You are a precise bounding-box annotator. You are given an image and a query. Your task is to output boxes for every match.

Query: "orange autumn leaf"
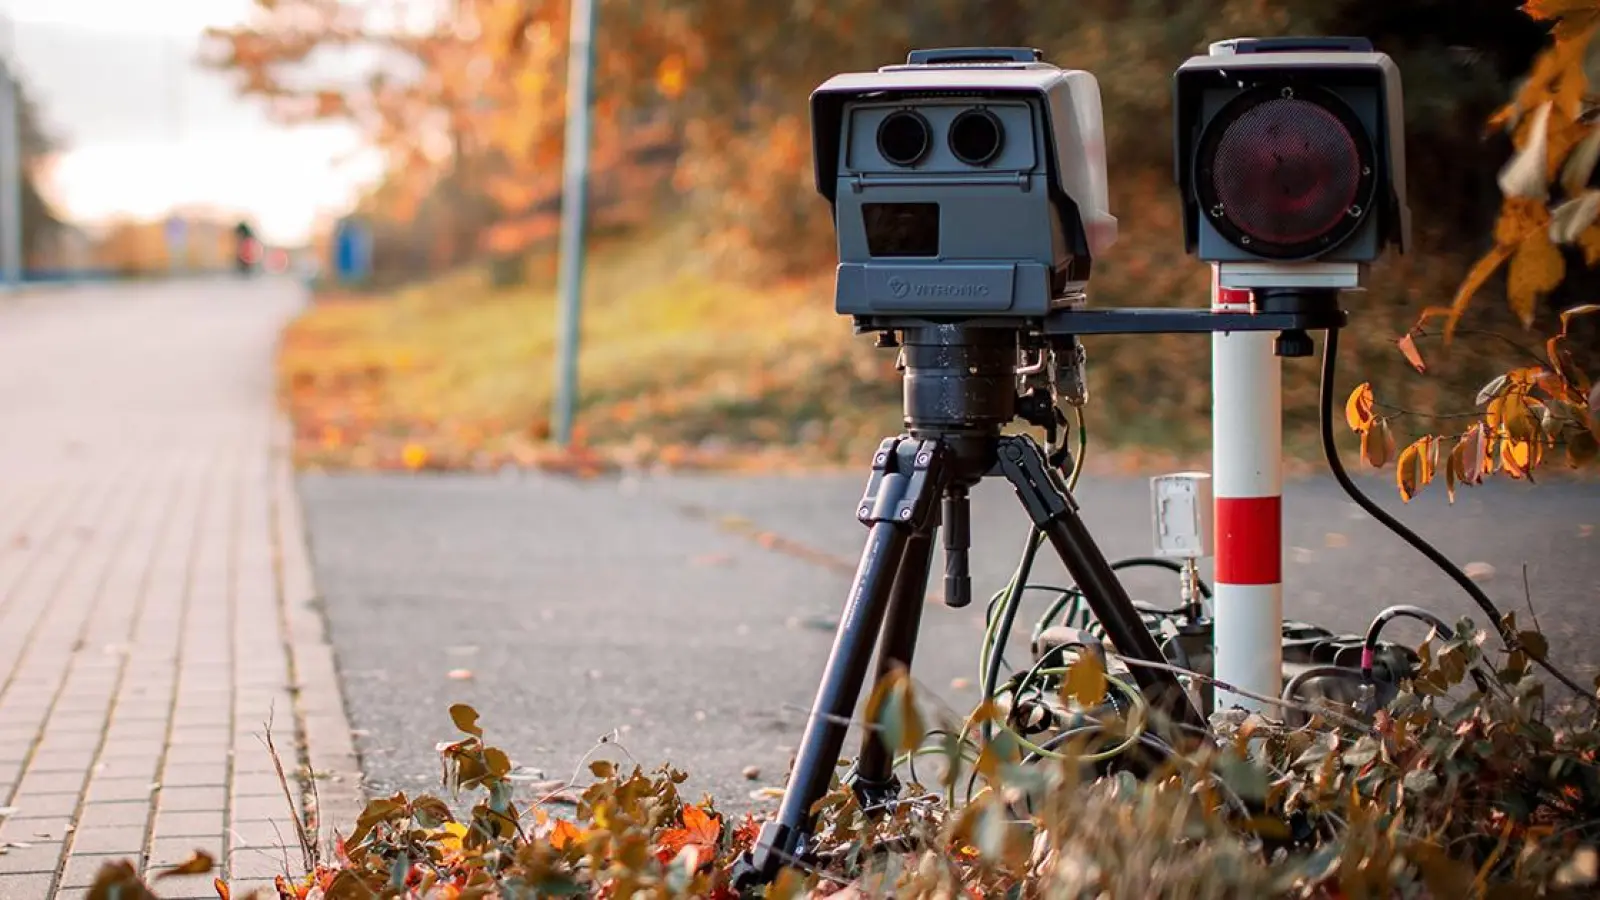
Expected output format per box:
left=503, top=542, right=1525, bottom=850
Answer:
left=1346, top=383, right=1376, bottom=434
left=655, top=803, right=721, bottom=866
left=1397, top=333, right=1427, bottom=373
left=549, top=818, right=582, bottom=850
left=401, top=442, right=430, bottom=470
left=1507, top=232, right=1566, bottom=328
left=656, top=54, right=687, bottom=99
left=1396, top=436, right=1436, bottom=502
left=153, top=850, right=215, bottom=879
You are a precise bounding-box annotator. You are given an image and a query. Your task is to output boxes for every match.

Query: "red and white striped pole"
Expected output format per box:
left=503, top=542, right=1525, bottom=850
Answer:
left=1210, top=266, right=1282, bottom=712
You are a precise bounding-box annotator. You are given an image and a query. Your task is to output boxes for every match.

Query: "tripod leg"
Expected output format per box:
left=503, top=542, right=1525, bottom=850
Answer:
left=852, top=527, right=936, bottom=806
left=738, top=438, right=946, bottom=888
left=995, top=436, right=1208, bottom=736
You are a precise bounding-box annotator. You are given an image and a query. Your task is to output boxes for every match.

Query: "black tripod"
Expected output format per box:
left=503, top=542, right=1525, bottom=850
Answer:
left=733, top=323, right=1208, bottom=886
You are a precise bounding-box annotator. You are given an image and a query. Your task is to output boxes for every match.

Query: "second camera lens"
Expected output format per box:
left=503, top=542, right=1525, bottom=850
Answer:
left=949, top=108, right=1005, bottom=167
left=878, top=110, right=932, bottom=167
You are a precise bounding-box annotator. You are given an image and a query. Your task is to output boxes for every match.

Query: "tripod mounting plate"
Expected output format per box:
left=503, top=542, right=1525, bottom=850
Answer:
left=850, top=305, right=1347, bottom=336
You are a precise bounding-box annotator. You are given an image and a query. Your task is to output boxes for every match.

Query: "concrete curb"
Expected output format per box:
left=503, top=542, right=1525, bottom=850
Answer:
left=270, top=416, right=367, bottom=864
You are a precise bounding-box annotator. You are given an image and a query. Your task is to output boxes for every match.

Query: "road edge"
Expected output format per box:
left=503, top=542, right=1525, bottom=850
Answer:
left=270, top=415, right=368, bottom=862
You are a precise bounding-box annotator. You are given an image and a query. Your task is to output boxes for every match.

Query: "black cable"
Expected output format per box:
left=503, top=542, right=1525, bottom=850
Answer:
left=983, top=527, right=1044, bottom=743
left=1361, top=604, right=1454, bottom=677
left=1319, top=329, right=1597, bottom=708
left=1281, top=665, right=1363, bottom=728
left=1030, top=558, right=1215, bottom=646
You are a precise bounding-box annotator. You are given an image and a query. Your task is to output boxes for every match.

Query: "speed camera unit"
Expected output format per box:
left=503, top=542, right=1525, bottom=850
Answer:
left=810, top=47, right=1117, bottom=320
left=1173, top=37, right=1410, bottom=292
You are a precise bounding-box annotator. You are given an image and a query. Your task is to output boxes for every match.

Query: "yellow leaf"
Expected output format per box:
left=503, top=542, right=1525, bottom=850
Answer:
left=1346, top=382, right=1376, bottom=434
left=1499, top=392, right=1541, bottom=444
left=1508, top=232, right=1566, bottom=329
left=437, top=821, right=469, bottom=854
left=1444, top=243, right=1514, bottom=342
left=401, top=443, right=430, bottom=470
left=1396, top=437, right=1435, bottom=502
left=1495, top=197, right=1551, bottom=247
left=655, top=54, right=686, bottom=99
left=1502, top=437, right=1543, bottom=478
left=1061, top=653, right=1107, bottom=708
left=1362, top=417, right=1395, bottom=468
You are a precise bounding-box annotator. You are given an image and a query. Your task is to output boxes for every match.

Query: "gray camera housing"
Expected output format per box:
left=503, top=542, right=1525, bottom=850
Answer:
left=1174, top=37, right=1410, bottom=268
left=811, top=48, right=1117, bottom=320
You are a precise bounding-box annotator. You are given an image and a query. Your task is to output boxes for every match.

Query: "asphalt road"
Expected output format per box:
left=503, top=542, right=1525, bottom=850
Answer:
left=300, top=464, right=1600, bottom=814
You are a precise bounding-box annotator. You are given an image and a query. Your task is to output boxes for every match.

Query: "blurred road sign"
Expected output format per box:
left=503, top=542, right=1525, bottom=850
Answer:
left=164, top=215, right=187, bottom=262
left=333, top=218, right=372, bottom=285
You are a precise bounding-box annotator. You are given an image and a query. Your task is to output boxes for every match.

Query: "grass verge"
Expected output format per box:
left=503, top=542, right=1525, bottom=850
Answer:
left=279, top=182, right=1544, bottom=482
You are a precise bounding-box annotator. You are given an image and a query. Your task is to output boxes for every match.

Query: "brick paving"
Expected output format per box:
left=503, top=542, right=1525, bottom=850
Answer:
left=0, top=281, right=362, bottom=899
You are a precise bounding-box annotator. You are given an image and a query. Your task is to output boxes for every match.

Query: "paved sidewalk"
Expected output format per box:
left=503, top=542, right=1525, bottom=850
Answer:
left=0, top=280, right=362, bottom=899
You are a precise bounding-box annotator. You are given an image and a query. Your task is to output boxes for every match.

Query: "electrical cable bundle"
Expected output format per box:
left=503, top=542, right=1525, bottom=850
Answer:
left=881, top=326, right=1595, bottom=810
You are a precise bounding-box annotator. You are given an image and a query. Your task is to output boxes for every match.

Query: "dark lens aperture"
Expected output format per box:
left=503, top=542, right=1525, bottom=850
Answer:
left=878, top=110, right=932, bottom=167
left=949, top=108, right=1005, bottom=166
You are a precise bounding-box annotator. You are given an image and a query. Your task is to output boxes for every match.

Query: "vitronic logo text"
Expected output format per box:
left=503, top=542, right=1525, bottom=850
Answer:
left=886, top=276, right=991, bottom=300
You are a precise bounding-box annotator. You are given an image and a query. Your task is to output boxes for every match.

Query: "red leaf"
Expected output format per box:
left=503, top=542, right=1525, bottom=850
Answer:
left=655, top=803, right=721, bottom=866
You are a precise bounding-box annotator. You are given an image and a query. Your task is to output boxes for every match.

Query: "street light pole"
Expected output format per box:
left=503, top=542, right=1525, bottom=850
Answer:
left=550, top=0, right=598, bottom=449
left=0, top=13, right=17, bottom=291
left=0, top=56, right=22, bottom=290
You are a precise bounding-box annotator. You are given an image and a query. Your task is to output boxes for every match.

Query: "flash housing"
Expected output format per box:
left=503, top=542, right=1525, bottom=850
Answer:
left=1174, top=37, right=1410, bottom=270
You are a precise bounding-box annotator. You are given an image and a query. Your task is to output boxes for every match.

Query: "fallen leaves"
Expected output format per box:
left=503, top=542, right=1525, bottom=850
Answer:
left=654, top=803, right=721, bottom=867
left=401, top=443, right=431, bottom=471
left=153, top=850, right=214, bottom=879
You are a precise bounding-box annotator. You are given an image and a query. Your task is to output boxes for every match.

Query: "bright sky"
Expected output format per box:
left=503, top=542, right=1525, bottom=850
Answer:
left=5, top=0, right=389, bottom=245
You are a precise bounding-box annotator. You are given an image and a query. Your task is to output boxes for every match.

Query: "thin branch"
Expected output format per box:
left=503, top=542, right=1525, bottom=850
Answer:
left=1414, top=327, right=1547, bottom=364
left=1523, top=563, right=1542, bottom=634
left=1375, top=403, right=1486, bottom=421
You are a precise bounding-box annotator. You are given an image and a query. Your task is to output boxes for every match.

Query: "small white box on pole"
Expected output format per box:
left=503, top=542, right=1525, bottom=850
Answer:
left=1150, top=472, right=1213, bottom=560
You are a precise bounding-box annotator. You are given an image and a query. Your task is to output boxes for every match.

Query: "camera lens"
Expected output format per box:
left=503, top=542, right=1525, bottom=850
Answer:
left=949, top=108, right=1005, bottom=167
left=877, top=110, right=932, bottom=167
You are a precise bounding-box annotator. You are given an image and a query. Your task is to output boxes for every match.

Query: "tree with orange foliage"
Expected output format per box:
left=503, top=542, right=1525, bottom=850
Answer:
left=1350, top=0, right=1600, bottom=500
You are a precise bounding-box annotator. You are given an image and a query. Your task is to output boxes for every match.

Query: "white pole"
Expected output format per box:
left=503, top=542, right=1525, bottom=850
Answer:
left=0, top=60, right=21, bottom=289
left=1210, top=265, right=1283, bottom=713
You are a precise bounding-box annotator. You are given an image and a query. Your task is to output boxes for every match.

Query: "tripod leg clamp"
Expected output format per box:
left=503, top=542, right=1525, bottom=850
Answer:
left=856, top=438, right=944, bottom=530
left=994, top=435, right=1075, bottom=525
